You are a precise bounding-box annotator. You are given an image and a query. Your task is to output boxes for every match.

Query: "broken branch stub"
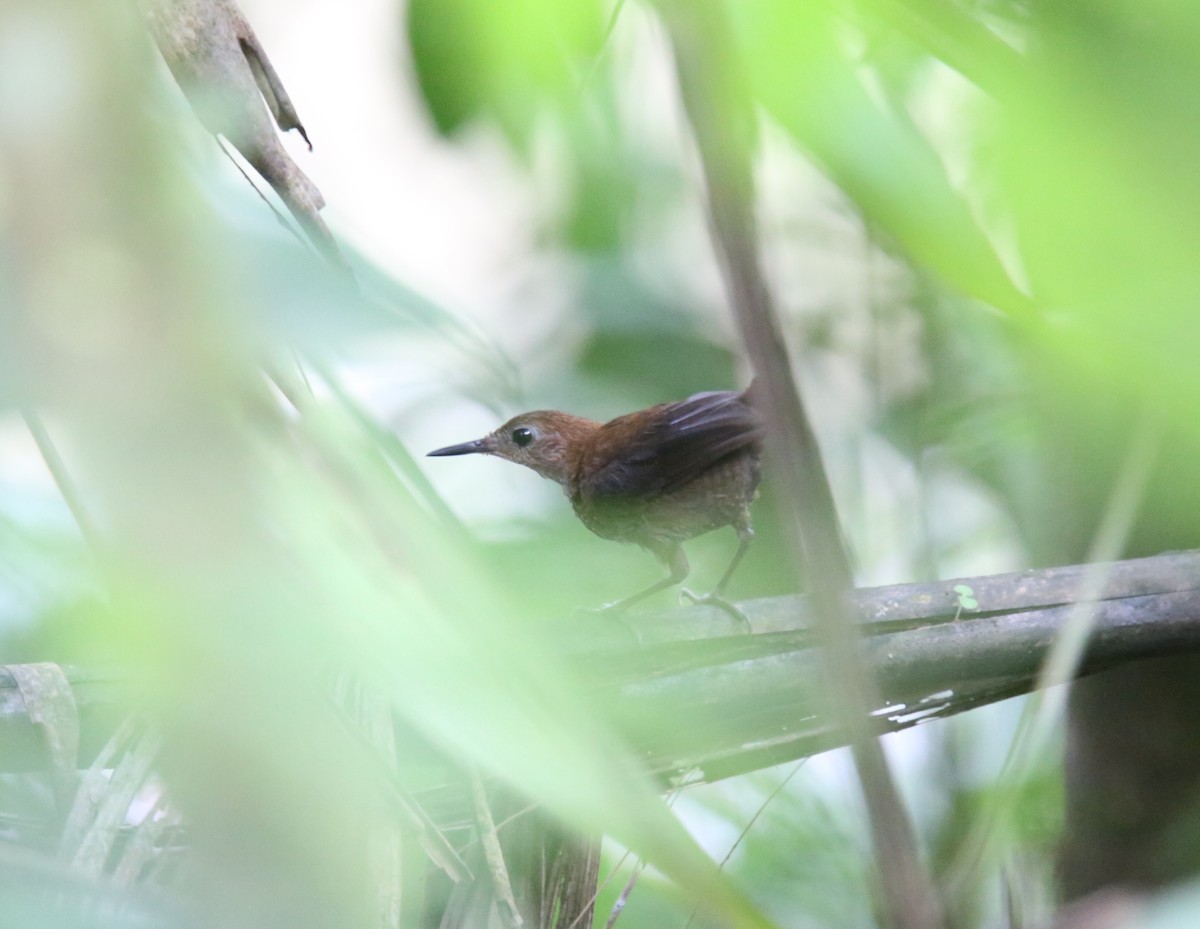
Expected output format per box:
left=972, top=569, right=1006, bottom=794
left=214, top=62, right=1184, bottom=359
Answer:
left=139, top=0, right=348, bottom=271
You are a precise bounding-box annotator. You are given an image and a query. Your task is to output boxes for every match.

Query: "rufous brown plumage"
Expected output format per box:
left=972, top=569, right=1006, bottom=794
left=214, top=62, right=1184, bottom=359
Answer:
left=429, top=385, right=763, bottom=617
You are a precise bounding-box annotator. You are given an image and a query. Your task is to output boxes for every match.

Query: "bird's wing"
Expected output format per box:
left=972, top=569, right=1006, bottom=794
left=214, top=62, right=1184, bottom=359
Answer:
left=577, top=389, right=763, bottom=501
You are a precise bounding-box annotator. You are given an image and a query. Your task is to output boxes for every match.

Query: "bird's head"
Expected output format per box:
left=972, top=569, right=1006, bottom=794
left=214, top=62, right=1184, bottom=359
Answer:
left=427, top=410, right=599, bottom=486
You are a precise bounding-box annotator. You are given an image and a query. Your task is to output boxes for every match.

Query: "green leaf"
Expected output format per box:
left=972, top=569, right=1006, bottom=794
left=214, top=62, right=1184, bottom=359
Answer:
left=736, top=0, right=1031, bottom=318
left=406, top=0, right=605, bottom=144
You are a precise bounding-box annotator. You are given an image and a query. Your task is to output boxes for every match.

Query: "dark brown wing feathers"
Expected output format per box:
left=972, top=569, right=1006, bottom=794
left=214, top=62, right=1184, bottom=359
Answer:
left=576, top=387, right=762, bottom=501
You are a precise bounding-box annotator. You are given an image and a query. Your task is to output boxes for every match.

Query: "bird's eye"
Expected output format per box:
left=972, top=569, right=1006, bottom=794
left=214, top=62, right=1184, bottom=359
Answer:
left=511, top=427, right=534, bottom=447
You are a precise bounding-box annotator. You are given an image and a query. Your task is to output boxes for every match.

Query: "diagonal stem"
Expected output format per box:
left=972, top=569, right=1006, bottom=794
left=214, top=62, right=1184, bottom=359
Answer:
left=22, top=409, right=104, bottom=555
left=658, top=2, right=945, bottom=927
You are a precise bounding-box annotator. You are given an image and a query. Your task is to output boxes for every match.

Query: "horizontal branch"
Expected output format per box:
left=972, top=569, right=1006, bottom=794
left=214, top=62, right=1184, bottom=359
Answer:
left=552, top=548, right=1200, bottom=649
left=2, top=551, right=1198, bottom=790
left=558, top=549, right=1200, bottom=783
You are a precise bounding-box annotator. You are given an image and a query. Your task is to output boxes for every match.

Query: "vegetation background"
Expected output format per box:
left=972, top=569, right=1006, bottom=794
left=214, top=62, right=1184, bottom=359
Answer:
left=1, top=0, right=1199, bottom=927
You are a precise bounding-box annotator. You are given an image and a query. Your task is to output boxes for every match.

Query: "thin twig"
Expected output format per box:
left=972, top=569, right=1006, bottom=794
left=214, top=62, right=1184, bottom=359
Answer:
left=325, top=676, right=470, bottom=882
left=431, top=800, right=544, bottom=875
left=681, top=761, right=807, bottom=929
left=568, top=788, right=681, bottom=929
left=305, top=358, right=471, bottom=540
left=470, top=767, right=524, bottom=929
left=22, top=409, right=103, bottom=554
left=604, top=858, right=646, bottom=929
left=719, top=762, right=806, bottom=871
left=566, top=846, right=636, bottom=929
left=216, top=136, right=318, bottom=260
left=494, top=801, right=541, bottom=834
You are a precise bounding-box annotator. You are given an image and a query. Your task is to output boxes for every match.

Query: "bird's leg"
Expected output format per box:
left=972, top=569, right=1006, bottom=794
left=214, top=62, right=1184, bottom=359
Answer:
left=714, top=525, right=754, bottom=595
left=680, top=526, right=754, bottom=632
left=593, top=544, right=690, bottom=614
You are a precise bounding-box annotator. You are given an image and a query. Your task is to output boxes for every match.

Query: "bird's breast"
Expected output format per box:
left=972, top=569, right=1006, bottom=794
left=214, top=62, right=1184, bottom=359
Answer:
left=569, top=450, right=760, bottom=547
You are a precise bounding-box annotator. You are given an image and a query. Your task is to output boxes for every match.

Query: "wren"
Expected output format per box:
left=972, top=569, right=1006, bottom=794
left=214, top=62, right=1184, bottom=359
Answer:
left=428, top=385, right=763, bottom=619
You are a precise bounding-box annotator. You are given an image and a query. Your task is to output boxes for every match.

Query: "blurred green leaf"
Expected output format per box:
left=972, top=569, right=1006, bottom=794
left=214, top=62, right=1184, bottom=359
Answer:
left=407, top=0, right=605, bottom=143
left=735, top=0, right=1031, bottom=319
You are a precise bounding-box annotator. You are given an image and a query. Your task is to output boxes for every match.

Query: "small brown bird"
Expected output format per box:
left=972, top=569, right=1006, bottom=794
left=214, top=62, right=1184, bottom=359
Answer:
left=428, top=385, right=763, bottom=617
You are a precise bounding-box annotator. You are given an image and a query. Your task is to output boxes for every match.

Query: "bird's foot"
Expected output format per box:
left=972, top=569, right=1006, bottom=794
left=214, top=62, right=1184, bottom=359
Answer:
left=679, top=589, right=752, bottom=633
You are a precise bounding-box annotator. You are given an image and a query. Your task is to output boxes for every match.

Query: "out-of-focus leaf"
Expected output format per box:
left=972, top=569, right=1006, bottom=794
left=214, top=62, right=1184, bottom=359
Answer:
left=579, top=330, right=735, bottom=399
left=561, top=121, right=638, bottom=253
left=735, top=0, right=1031, bottom=319
left=203, top=187, right=491, bottom=353
left=975, top=0, right=1200, bottom=561
left=854, top=0, right=1027, bottom=97
left=333, top=677, right=409, bottom=928
left=570, top=258, right=738, bottom=402
left=406, top=0, right=605, bottom=143
left=998, top=0, right=1200, bottom=407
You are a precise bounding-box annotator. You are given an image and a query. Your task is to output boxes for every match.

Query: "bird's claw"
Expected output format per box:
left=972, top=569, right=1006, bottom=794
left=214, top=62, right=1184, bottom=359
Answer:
left=679, top=589, right=752, bottom=632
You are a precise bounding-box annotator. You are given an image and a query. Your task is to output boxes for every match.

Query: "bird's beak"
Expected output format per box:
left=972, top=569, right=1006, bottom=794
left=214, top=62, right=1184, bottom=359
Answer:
left=427, top=437, right=491, bottom=457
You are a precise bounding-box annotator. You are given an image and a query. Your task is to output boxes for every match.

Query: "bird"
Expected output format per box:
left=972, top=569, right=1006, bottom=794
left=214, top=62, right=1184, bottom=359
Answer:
left=427, top=384, right=763, bottom=622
